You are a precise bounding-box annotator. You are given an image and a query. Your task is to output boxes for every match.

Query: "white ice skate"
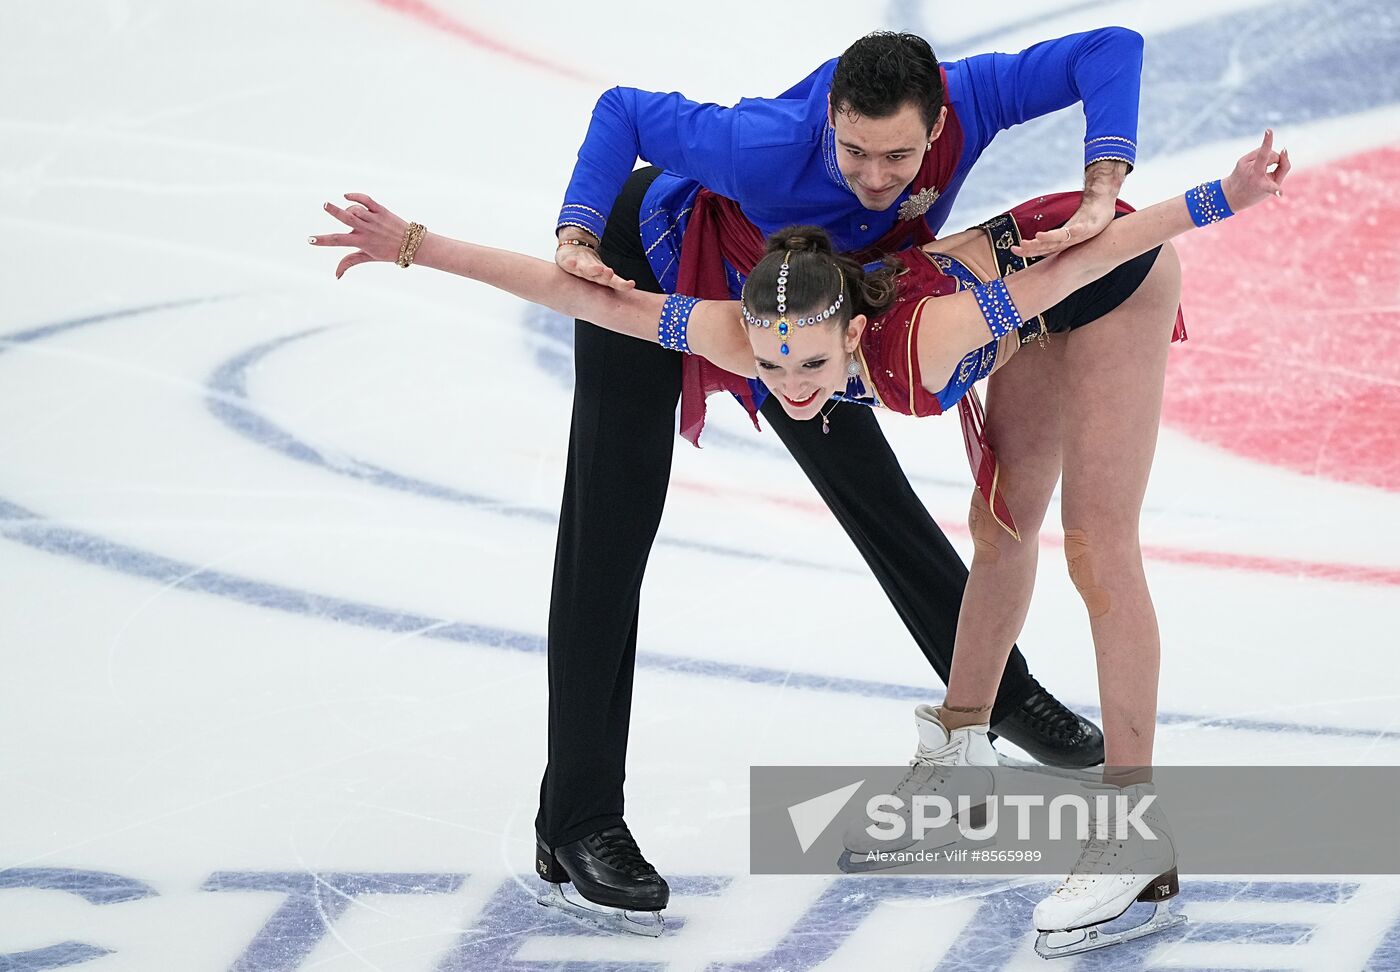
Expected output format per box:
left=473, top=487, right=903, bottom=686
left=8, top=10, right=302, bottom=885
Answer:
left=839, top=704, right=998, bottom=873
left=1033, top=782, right=1187, bottom=959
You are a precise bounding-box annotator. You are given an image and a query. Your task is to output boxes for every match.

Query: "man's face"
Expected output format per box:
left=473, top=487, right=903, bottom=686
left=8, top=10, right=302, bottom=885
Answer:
left=746, top=316, right=866, bottom=421
left=829, top=100, right=945, bottom=212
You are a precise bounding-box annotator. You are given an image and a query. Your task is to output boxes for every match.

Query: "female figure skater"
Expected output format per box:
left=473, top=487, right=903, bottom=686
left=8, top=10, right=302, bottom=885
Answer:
left=310, top=130, right=1289, bottom=956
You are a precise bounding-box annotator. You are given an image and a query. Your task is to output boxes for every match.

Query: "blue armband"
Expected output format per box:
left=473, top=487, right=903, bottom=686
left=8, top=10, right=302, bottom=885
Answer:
left=971, top=278, right=1024, bottom=340
left=1184, top=180, right=1234, bottom=227
left=657, top=293, right=701, bottom=353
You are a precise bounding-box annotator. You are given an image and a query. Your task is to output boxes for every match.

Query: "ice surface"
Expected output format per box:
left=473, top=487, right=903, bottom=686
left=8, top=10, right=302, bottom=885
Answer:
left=1, top=1, right=1398, bottom=968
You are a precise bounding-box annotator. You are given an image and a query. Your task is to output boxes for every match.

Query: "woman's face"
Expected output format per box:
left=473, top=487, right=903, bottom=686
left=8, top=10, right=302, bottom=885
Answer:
left=746, top=315, right=866, bottom=421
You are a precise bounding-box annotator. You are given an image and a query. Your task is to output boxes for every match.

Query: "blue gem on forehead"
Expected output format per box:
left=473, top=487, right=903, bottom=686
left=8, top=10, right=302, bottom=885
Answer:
left=777, top=320, right=789, bottom=336
left=780, top=343, right=790, bottom=355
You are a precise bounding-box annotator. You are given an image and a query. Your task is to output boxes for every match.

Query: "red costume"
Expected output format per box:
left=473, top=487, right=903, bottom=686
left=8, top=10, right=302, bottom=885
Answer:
left=683, top=189, right=1186, bottom=538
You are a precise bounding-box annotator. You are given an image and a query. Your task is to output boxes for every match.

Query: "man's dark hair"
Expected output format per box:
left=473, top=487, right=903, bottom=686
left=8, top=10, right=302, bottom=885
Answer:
left=831, top=32, right=942, bottom=131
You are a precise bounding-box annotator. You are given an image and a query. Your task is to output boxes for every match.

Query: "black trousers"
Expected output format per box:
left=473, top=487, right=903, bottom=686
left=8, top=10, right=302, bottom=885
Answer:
left=536, top=168, right=1036, bottom=845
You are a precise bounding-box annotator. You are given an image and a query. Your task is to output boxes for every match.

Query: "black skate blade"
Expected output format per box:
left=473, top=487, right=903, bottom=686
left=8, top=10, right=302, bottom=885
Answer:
left=993, top=752, right=1101, bottom=783
left=537, top=883, right=673, bottom=937
left=1034, top=900, right=1186, bottom=960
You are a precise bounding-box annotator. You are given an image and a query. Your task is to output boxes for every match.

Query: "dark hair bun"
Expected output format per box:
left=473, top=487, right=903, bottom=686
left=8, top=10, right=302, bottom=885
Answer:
left=748, top=224, right=899, bottom=322
left=764, top=225, right=835, bottom=257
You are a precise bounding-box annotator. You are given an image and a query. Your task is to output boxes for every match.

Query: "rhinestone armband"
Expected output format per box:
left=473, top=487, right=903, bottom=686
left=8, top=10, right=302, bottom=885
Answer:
left=657, top=293, right=701, bottom=353
left=971, top=278, right=1023, bottom=340
left=1184, top=179, right=1234, bottom=227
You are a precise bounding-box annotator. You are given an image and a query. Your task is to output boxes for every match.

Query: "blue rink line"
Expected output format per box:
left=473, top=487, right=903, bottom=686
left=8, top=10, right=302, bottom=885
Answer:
left=890, top=0, right=1119, bottom=53
left=897, top=0, right=1400, bottom=221
left=0, top=495, right=1390, bottom=745
left=0, top=301, right=1393, bottom=744
left=0, top=296, right=235, bottom=350
left=9, top=867, right=1392, bottom=972
left=206, top=325, right=866, bottom=577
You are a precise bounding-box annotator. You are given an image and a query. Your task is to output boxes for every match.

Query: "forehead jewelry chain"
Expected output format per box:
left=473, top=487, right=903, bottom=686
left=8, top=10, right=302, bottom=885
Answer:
left=740, top=255, right=845, bottom=356
left=775, top=255, right=791, bottom=355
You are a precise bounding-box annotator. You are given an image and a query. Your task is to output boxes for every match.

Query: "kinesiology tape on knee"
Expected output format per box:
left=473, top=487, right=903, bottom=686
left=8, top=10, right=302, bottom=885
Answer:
left=1063, top=529, right=1111, bottom=618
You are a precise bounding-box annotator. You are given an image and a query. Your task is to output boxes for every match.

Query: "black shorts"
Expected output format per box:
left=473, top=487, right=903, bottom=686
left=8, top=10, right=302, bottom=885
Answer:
left=1042, top=214, right=1162, bottom=334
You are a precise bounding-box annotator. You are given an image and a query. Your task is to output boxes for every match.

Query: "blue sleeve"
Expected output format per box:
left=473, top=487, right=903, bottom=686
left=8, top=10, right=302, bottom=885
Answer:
left=556, top=87, right=742, bottom=240
left=955, top=27, right=1143, bottom=170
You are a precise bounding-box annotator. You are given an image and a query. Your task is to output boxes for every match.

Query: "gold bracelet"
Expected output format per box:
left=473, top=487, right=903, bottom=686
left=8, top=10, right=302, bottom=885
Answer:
left=397, top=222, right=426, bottom=268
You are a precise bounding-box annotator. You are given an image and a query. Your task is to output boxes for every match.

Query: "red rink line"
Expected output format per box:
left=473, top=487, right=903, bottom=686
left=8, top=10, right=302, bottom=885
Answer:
left=370, top=0, right=602, bottom=86
left=1139, top=541, right=1400, bottom=587
left=1167, top=145, right=1400, bottom=493
left=669, top=480, right=1400, bottom=588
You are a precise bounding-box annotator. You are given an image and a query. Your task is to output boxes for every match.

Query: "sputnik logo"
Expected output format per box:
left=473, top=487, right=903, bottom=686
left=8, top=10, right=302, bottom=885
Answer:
left=787, top=780, right=865, bottom=853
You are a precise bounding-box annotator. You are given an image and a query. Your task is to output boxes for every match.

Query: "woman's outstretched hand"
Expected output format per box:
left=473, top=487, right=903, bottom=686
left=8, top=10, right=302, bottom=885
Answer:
left=1222, top=129, right=1291, bottom=213
left=308, top=194, right=410, bottom=279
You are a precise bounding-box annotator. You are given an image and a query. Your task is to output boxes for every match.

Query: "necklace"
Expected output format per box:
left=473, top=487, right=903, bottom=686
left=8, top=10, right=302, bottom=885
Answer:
left=823, top=355, right=866, bottom=434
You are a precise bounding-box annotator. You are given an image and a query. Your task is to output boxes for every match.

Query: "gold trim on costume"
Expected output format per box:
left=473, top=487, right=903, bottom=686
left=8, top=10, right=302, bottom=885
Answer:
left=643, top=207, right=692, bottom=257
left=852, top=343, right=884, bottom=410
left=1084, top=154, right=1135, bottom=167
left=1084, top=135, right=1137, bottom=149
left=984, top=451, right=1021, bottom=542
left=977, top=215, right=1048, bottom=344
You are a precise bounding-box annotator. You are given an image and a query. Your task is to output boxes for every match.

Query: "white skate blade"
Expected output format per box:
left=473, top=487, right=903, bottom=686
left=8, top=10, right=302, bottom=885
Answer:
left=1034, top=900, right=1186, bottom=959
left=536, top=883, right=668, bottom=937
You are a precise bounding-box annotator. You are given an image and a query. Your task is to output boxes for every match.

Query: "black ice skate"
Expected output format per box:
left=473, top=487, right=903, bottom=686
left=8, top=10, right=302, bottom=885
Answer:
left=535, top=823, right=670, bottom=936
left=992, top=678, right=1105, bottom=769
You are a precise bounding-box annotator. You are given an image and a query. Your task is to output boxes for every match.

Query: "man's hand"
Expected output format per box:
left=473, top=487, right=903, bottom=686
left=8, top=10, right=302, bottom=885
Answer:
left=555, top=229, right=635, bottom=291
left=1011, top=159, right=1128, bottom=259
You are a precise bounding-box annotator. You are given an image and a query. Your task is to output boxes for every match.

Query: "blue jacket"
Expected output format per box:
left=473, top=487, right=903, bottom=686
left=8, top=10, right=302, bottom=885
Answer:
left=558, top=27, right=1144, bottom=294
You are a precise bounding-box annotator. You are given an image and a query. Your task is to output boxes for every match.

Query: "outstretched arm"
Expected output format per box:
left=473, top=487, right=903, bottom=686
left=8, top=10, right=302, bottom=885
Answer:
left=308, top=195, right=753, bottom=374
left=916, top=130, right=1291, bottom=386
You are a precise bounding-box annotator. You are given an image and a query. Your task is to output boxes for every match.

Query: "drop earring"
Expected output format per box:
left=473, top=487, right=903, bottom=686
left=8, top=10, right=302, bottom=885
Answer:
left=845, top=354, right=866, bottom=398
